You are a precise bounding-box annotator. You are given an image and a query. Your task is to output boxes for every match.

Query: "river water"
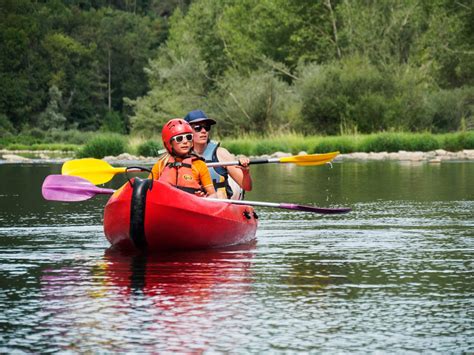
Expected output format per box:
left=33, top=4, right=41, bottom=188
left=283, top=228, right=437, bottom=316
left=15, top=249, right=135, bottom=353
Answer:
left=0, top=161, right=472, bottom=353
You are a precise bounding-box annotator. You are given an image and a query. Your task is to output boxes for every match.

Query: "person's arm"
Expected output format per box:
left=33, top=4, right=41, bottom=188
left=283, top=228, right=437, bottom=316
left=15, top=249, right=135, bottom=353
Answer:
left=217, top=147, right=252, bottom=191
left=195, top=160, right=217, bottom=198
left=203, top=184, right=217, bottom=198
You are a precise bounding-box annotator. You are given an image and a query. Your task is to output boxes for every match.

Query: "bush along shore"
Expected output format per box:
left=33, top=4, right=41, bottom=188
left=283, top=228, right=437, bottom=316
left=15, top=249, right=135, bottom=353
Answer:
left=1, top=132, right=473, bottom=163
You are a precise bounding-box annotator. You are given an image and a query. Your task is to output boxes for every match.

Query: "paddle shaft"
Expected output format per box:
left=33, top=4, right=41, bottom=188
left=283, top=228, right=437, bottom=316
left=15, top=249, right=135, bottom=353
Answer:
left=208, top=197, right=295, bottom=208
left=206, top=157, right=280, bottom=167
left=92, top=158, right=323, bottom=169
left=206, top=198, right=351, bottom=214
left=206, top=152, right=338, bottom=168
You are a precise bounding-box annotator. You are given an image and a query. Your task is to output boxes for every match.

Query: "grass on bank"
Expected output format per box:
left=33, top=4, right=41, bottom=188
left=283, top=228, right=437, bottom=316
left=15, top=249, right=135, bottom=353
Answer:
left=221, top=131, right=474, bottom=156
left=134, top=131, right=474, bottom=157
left=3, top=143, right=80, bottom=152
left=1, top=131, right=473, bottom=159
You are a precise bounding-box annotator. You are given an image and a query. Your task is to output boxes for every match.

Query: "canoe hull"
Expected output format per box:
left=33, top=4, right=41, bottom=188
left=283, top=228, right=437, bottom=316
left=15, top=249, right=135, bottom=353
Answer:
left=103, top=179, right=258, bottom=251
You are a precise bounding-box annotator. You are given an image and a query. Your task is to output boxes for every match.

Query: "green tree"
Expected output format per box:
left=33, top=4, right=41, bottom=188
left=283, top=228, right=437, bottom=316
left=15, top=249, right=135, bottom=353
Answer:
left=38, top=85, right=67, bottom=130
left=0, top=0, right=47, bottom=128
left=163, top=0, right=232, bottom=78
left=414, top=0, right=474, bottom=88
left=0, top=0, right=172, bottom=132
left=218, top=0, right=339, bottom=71
left=94, top=8, right=163, bottom=129
left=0, top=113, right=15, bottom=135
left=101, top=110, right=126, bottom=133
left=337, top=0, right=425, bottom=66
left=208, top=70, right=299, bottom=135
left=295, top=57, right=434, bottom=134
left=128, top=8, right=211, bottom=136
left=41, top=30, right=101, bottom=129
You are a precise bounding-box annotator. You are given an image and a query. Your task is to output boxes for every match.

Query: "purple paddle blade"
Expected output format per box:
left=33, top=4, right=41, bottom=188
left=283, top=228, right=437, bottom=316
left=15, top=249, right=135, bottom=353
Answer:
left=42, top=175, right=114, bottom=202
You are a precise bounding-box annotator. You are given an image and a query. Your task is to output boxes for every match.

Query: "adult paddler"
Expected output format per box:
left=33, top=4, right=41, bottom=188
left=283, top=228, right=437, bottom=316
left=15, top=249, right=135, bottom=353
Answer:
left=183, top=109, right=252, bottom=200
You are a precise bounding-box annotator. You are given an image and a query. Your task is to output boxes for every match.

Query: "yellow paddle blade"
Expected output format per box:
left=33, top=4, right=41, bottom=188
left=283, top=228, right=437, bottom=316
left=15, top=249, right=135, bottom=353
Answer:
left=61, top=158, right=126, bottom=185
left=279, top=151, right=339, bottom=166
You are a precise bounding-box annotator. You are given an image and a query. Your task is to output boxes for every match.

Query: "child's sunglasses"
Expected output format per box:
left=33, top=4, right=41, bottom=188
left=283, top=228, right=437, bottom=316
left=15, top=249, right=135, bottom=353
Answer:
left=192, top=124, right=211, bottom=132
left=171, top=134, right=193, bottom=143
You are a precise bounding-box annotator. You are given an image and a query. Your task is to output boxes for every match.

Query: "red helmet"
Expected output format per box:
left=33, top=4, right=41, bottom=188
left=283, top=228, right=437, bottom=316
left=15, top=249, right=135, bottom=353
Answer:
left=162, top=118, right=193, bottom=153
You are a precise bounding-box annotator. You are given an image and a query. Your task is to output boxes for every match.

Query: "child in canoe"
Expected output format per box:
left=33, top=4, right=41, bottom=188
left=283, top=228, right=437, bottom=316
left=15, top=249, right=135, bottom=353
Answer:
left=150, top=118, right=217, bottom=198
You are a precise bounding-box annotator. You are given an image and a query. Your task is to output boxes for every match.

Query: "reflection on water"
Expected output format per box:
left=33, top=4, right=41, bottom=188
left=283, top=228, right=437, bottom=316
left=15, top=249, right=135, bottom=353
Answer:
left=0, top=162, right=473, bottom=352
left=37, top=244, right=255, bottom=353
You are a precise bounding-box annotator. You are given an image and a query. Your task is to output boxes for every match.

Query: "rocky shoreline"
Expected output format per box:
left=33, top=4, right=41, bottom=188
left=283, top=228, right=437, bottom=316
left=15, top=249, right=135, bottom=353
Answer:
left=1, top=149, right=473, bottom=164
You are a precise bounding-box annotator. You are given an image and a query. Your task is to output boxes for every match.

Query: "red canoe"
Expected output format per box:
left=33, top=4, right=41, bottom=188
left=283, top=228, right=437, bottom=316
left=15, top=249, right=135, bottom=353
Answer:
left=103, top=178, right=258, bottom=251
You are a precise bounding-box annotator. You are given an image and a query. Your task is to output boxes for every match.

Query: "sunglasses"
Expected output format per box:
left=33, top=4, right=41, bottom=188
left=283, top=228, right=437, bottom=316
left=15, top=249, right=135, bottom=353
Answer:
left=171, top=134, right=193, bottom=143
left=192, top=124, right=211, bottom=132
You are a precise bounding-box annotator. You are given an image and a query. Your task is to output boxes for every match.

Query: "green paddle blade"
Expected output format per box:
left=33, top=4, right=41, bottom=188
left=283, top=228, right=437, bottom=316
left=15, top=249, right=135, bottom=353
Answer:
left=62, top=158, right=126, bottom=185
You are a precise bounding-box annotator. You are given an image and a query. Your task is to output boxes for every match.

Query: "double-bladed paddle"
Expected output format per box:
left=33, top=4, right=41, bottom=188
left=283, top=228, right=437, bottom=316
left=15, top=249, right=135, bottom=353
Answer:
left=62, top=152, right=339, bottom=185
left=42, top=175, right=351, bottom=214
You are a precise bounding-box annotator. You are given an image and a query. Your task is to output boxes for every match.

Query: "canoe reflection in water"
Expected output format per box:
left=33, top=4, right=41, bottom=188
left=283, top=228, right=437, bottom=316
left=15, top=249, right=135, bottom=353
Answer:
left=104, top=242, right=256, bottom=304
left=40, top=242, right=256, bottom=352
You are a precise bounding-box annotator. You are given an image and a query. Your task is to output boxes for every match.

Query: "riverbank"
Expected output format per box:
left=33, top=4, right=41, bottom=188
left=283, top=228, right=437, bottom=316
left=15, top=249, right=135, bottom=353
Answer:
left=3, top=131, right=474, bottom=154
left=1, top=149, right=473, bottom=164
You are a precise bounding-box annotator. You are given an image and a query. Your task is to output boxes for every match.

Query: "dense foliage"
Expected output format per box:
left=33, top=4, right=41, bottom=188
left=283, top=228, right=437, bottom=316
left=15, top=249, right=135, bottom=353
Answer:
left=1, top=0, right=187, bottom=132
left=1, top=0, right=473, bottom=138
left=130, top=0, right=474, bottom=136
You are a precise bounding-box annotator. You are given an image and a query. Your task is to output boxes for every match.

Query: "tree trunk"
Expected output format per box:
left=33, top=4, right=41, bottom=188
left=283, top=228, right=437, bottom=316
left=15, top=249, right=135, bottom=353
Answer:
left=108, top=46, right=111, bottom=112
left=326, top=0, right=342, bottom=59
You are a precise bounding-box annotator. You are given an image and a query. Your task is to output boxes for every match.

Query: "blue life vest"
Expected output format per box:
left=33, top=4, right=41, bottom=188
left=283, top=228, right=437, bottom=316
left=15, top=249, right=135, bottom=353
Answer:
left=202, top=141, right=233, bottom=198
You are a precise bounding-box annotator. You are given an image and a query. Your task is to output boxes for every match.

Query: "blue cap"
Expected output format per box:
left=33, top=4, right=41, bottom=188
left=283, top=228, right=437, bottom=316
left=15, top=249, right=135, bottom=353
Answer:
left=183, top=110, right=216, bottom=125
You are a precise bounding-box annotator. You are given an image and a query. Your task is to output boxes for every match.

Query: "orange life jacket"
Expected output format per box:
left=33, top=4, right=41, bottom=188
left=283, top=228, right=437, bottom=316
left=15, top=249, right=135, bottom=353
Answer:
left=158, top=155, right=203, bottom=194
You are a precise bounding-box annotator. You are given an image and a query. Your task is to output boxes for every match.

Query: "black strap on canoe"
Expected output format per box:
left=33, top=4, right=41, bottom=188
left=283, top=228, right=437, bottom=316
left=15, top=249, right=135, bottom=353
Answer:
left=125, top=166, right=154, bottom=189
left=130, top=177, right=152, bottom=250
